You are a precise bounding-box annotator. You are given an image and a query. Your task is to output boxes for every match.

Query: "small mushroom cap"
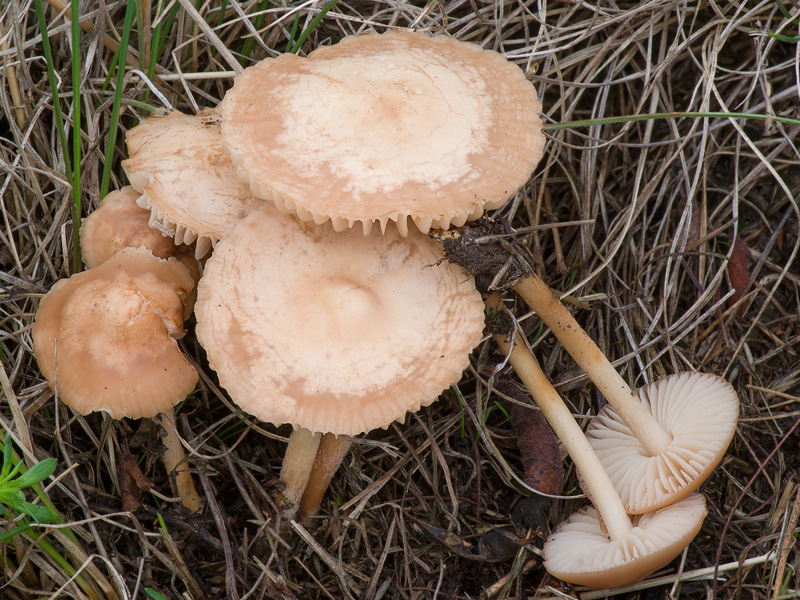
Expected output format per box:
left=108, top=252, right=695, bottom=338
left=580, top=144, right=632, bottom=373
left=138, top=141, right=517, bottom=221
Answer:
left=81, top=186, right=189, bottom=269
left=122, top=109, right=264, bottom=257
left=543, top=493, right=707, bottom=588
left=584, top=372, right=739, bottom=514
left=221, top=30, right=544, bottom=235
left=32, top=248, right=198, bottom=419
left=195, top=205, right=485, bottom=435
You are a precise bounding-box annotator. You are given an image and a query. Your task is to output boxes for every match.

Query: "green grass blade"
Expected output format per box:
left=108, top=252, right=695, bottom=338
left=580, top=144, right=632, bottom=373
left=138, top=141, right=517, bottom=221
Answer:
left=146, top=1, right=180, bottom=102
left=286, top=11, right=300, bottom=53
left=135, top=0, right=145, bottom=76
left=241, top=0, right=271, bottom=63
left=287, top=0, right=339, bottom=54
left=33, top=0, right=71, bottom=176
left=100, top=0, right=137, bottom=199
left=775, top=0, right=796, bottom=22
left=767, top=32, right=800, bottom=42
left=0, top=523, right=33, bottom=543
left=101, top=40, right=123, bottom=91
left=543, top=111, right=800, bottom=131
left=216, top=0, right=229, bottom=25
left=70, top=0, right=82, bottom=273
left=27, top=529, right=98, bottom=598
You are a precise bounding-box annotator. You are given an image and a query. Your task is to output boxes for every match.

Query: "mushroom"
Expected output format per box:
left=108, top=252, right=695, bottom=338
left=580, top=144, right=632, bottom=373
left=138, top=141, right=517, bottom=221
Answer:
left=32, top=247, right=202, bottom=511
left=80, top=185, right=201, bottom=317
left=194, top=204, right=485, bottom=518
left=220, top=30, right=544, bottom=235
left=80, top=185, right=189, bottom=269
left=299, top=433, right=353, bottom=519
left=122, top=109, right=264, bottom=258
left=489, top=316, right=707, bottom=588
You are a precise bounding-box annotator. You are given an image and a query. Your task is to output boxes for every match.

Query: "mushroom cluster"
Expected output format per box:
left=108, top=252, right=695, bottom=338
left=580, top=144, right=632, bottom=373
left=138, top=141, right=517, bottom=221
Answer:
left=483, top=264, right=738, bottom=587
left=440, top=220, right=738, bottom=587
left=32, top=30, right=542, bottom=522
left=196, top=29, right=542, bottom=519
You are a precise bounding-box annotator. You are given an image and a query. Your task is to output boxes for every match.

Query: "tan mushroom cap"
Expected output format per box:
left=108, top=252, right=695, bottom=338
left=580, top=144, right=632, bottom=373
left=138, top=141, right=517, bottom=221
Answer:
left=122, top=109, right=264, bottom=257
left=195, top=205, right=485, bottom=435
left=584, top=372, right=739, bottom=514
left=221, top=30, right=545, bottom=235
left=81, top=186, right=189, bottom=269
left=543, top=493, right=707, bottom=588
left=32, top=248, right=198, bottom=419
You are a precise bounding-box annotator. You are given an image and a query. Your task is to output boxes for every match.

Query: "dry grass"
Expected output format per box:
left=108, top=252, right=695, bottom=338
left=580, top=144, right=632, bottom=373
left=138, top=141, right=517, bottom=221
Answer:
left=2, top=0, right=800, bottom=598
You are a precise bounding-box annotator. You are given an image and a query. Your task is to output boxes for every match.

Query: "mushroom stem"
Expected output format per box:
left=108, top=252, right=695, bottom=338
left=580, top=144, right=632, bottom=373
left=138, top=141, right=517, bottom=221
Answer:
left=279, top=427, right=322, bottom=519
left=512, top=275, right=673, bottom=456
left=157, top=411, right=202, bottom=512
left=492, top=332, right=633, bottom=540
left=300, top=433, right=352, bottom=520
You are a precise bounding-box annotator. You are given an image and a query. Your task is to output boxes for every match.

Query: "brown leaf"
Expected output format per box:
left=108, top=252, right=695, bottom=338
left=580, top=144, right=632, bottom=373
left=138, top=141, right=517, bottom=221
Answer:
left=119, top=452, right=151, bottom=512
left=728, top=238, right=752, bottom=309
left=491, top=372, right=565, bottom=496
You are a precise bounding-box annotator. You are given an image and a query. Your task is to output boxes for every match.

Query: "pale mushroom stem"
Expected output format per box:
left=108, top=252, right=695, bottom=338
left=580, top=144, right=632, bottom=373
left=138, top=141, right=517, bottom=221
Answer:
left=279, top=427, right=322, bottom=519
left=512, top=275, right=673, bottom=456
left=300, top=433, right=353, bottom=520
left=492, top=333, right=633, bottom=540
left=156, top=411, right=202, bottom=512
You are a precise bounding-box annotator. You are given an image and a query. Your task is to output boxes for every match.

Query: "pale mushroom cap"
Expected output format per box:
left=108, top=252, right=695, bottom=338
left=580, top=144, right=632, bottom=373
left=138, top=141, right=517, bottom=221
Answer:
left=81, top=186, right=188, bottom=269
left=122, top=109, right=264, bottom=257
left=543, top=493, right=707, bottom=588
left=32, top=248, right=198, bottom=419
left=221, top=30, right=545, bottom=235
left=194, top=205, right=485, bottom=435
left=584, top=372, right=739, bottom=513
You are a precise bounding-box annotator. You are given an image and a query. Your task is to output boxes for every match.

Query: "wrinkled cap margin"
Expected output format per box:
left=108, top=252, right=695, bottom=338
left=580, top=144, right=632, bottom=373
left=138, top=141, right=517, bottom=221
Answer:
left=122, top=109, right=264, bottom=258
left=220, top=30, right=545, bottom=235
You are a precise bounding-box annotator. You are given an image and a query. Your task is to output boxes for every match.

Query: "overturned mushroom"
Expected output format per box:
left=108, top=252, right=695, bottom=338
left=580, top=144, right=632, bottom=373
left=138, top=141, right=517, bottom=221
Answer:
left=488, top=309, right=707, bottom=588
left=32, top=248, right=202, bottom=511
left=583, top=372, right=738, bottom=513
left=195, top=205, right=484, bottom=518
left=221, top=30, right=544, bottom=235
left=509, top=268, right=737, bottom=513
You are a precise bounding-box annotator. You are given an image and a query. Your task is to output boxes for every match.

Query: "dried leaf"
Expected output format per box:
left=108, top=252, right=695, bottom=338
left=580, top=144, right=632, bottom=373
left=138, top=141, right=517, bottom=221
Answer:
left=492, top=373, right=565, bottom=496
left=728, top=238, right=752, bottom=309
left=119, top=453, right=151, bottom=512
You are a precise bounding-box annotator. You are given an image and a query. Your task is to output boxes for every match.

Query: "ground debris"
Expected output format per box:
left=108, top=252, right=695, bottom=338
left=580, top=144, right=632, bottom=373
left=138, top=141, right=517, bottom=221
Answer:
left=432, top=217, right=535, bottom=293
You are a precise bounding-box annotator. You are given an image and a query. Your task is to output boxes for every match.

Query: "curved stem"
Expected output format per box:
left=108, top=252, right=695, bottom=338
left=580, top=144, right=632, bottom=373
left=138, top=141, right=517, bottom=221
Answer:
left=512, top=275, right=673, bottom=455
left=157, top=411, right=202, bottom=512
left=492, top=333, right=633, bottom=540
